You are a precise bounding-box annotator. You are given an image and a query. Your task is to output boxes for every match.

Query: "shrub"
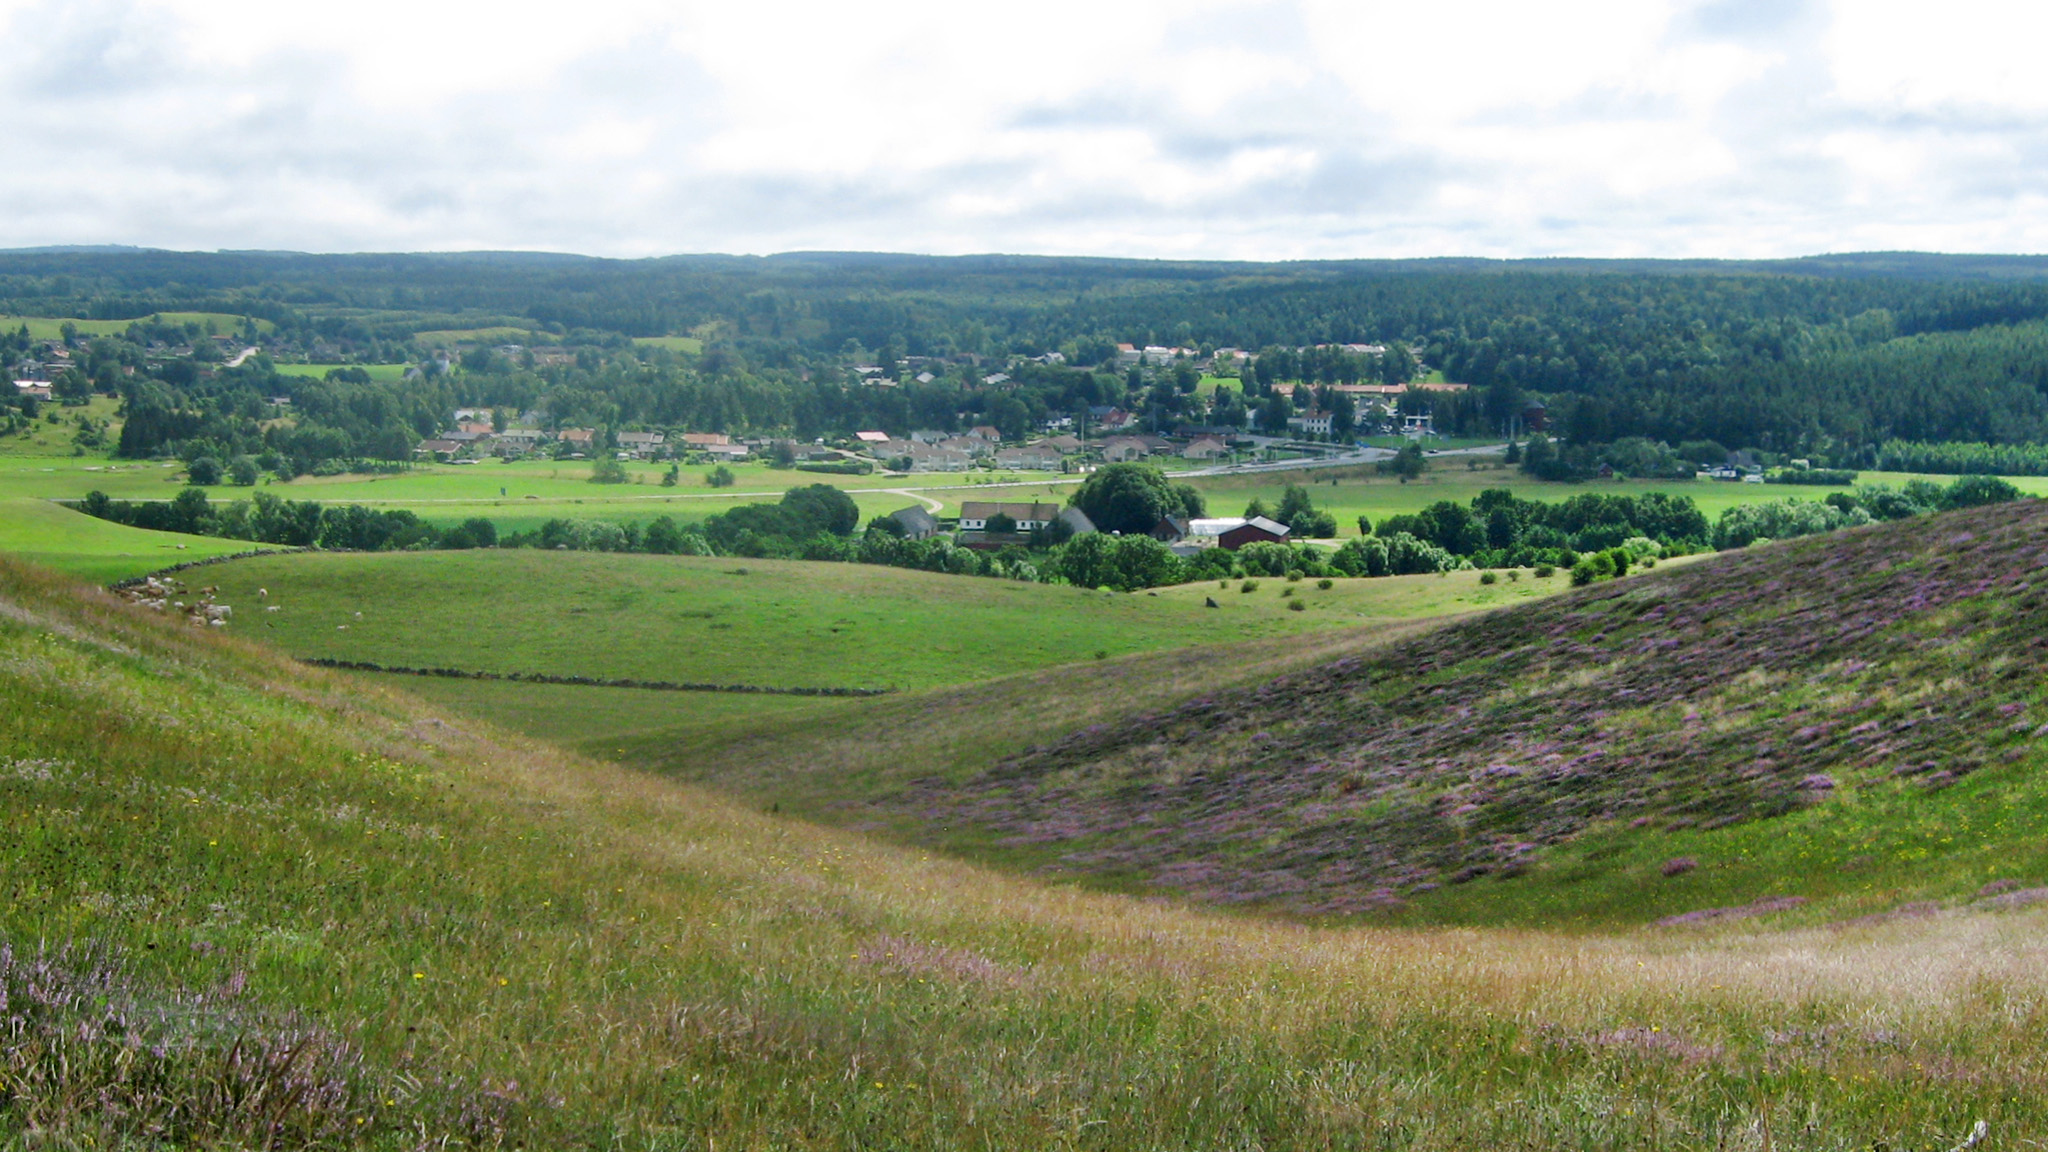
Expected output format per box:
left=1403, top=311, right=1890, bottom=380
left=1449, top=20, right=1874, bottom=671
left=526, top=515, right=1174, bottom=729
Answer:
left=1288, top=598, right=1306, bottom=611
left=1479, top=571, right=1498, bottom=585
left=1534, top=563, right=1555, bottom=578
left=1280, top=587, right=1294, bottom=598
left=1317, top=578, right=1333, bottom=590
left=1569, top=559, right=1598, bottom=586
left=1286, top=569, right=1303, bottom=582
left=706, top=464, right=736, bottom=488
left=1240, top=579, right=1260, bottom=593
left=590, top=457, right=629, bottom=484
left=185, top=456, right=223, bottom=485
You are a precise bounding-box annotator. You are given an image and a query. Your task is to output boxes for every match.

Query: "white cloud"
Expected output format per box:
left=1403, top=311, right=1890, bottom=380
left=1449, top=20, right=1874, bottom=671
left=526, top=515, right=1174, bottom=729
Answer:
left=0, top=0, right=2041, bottom=258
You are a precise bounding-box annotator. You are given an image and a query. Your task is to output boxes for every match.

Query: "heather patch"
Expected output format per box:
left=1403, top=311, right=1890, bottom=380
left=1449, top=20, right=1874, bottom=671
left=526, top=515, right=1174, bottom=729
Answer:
left=885, top=503, right=2048, bottom=918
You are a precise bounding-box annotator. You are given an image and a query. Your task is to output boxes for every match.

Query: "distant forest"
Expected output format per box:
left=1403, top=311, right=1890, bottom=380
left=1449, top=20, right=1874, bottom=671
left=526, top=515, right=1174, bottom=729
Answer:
left=9, top=248, right=2048, bottom=470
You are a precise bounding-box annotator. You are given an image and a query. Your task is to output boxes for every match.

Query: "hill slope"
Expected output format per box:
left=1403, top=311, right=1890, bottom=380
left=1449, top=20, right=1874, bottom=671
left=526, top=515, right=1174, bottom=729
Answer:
left=792, top=501, right=2048, bottom=923
left=4, top=557, right=2048, bottom=1146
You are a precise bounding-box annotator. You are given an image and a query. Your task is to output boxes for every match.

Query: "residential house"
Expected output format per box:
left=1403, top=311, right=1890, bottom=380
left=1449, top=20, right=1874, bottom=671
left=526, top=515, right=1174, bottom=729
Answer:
left=457, top=421, right=496, bottom=436
left=415, top=438, right=463, bottom=457
left=13, top=381, right=50, bottom=400
left=937, top=435, right=993, bottom=458
left=680, top=432, right=729, bottom=448
left=909, top=429, right=950, bottom=444
left=968, top=425, right=1002, bottom=442
left=958, top=501, right=1062, bottom=531
left=1057, top=507, right=1097, bottom=537
left=1101, top=437, right=1150, bottom=463
left=559, top=428, right=597, bottom=448
left=899, top=443, right=971, bottom=472
left=888, top=506, right=941, bottom=540
left=701, top=443, right=751, bottom=460
left=993, top=445, right=1061, bottom=470
left=1181, top=436, right=1230, bottom=460
left=618, top=431, right=666, bottom=458
left=1151, top=516, right=1189, bottom=542
left=981, top=373, right=1009, bottom=387
left=854, top=430, right=892, bottom=444
left=1040, top=434, right=1084, bottom=453
left=1288, top=411, right=1335, bottom=437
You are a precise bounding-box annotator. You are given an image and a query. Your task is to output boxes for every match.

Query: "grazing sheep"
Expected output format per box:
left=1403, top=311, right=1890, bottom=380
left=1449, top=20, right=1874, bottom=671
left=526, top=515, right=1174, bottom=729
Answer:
left=257, top=587, right=268, bottom=600
left=264, top=605, right=280, bottom=613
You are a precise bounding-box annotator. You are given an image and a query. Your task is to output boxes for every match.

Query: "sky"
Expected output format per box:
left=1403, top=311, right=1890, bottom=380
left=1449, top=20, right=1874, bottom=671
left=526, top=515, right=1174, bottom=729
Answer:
left=2, top=0, right=2045, bottom=261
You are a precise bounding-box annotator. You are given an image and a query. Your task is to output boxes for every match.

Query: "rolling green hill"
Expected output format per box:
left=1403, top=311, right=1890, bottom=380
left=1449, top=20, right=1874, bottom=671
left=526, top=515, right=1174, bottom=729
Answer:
left=2, top=550, right=2044, bottom=1148
left=658, top=501, right=2048, bottom=930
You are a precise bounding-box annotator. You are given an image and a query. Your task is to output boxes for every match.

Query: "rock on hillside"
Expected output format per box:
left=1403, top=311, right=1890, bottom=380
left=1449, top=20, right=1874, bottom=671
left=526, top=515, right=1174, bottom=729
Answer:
left=895, top=501, right=2048, bottom=915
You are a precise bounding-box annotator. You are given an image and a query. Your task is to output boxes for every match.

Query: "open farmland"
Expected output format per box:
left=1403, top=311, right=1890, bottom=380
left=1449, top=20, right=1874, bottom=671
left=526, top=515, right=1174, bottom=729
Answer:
left=270, top=362, right=412, bottom=381
left=0, top=312, right=273, bottom=338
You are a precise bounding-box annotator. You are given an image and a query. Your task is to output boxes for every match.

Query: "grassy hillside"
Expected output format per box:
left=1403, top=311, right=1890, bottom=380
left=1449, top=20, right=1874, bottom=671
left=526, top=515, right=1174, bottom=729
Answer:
left=0, top=497, right=255, bottom=583
left=658, top=502, right=2048, bottom=930
left=193, top=551, right=1585, bottom=751
left=3, top=557, right=2046, bottom=1149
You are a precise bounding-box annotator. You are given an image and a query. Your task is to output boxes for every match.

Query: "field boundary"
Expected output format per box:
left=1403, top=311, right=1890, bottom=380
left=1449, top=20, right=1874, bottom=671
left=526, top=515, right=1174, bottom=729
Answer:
left=300, top=657, right=894, bottom=696
left=105, top=547, right=316, bottom=589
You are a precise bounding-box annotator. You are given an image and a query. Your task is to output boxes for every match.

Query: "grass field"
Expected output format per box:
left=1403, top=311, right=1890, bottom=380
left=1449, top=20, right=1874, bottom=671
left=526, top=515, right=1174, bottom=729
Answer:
left=2, top=555, right=2043, bottom=1148
left=194, top=551, right=1595, bottom=750
left=270, top=362, right=412, bottom=381
left=643, top=507, right=2048, bottom=934
left=412, top=325, right=537, bottom=346
left=0, top=312, right=273, bottom=338
left=631, top=335, right=704, bottom=354
left=0, top=397, right=123, bottom=459
left=0, top=497, right=254, bottom=583
left=201, top=549, right=1346, bottom=692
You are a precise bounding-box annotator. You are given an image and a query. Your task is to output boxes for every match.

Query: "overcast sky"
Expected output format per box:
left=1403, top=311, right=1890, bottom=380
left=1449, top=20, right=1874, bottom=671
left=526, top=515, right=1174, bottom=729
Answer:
left=2, top=0, right=2044, bottom=260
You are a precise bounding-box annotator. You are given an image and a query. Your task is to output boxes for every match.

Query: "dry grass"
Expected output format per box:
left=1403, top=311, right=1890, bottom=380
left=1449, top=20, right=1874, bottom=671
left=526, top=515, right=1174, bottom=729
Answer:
left=1, top=557, right=2042, bottom=1148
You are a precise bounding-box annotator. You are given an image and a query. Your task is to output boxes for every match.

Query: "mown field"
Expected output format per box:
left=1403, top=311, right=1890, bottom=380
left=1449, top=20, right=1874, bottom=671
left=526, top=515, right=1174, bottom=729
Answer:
left=0, top=550, right=2042, bottom=1149
left=271, top=362, right=412, bottom=381
left=0, top=311, right=273, bottom=338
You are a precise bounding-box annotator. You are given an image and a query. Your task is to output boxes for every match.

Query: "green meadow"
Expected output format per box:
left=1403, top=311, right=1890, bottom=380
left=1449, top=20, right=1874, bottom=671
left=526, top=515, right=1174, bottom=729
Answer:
left=0, top=312, right=274, bottom=338
left=631, top=335, right=705, bottom=354
left=270, top=362, right=413, bottom=381
left=412, top=325, right=539, bottom=346
left=0, top=497, right=252, bottom=583
left=3, top=558, right=2036, bottom=1148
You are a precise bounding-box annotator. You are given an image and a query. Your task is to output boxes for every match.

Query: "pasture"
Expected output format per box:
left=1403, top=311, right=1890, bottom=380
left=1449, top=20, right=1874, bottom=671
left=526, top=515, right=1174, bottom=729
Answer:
left=2, top=560, right=2040, bottom=1148
left=270, top=362, right=412, bottom=381
left=0, top=311, right=272, bottom=338
left=0, top=497, right=252, bottom=583
left=630, top=335, right=705, bottom=353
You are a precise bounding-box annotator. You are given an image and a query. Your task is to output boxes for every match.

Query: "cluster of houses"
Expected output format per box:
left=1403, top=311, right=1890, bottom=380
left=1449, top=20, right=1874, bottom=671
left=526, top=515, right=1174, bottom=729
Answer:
left=415, top=411, right=768, bottom=462
left=888, top=499, right=1295, bottom=554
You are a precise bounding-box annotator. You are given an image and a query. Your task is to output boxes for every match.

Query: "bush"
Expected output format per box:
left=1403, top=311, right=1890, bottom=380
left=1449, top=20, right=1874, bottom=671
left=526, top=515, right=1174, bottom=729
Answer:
left=590, top=457, right=629, bottom=484
left=185, top=456, right=223, bottom=485
left=1288, top=598, right=1306, bottom=611
left=1569, top=558, right=1598, bottom=586
left=1479, top=571, right=1497, bottom=585
left=1316, top=578, right=1333, bottom=590
left=1534, top=563, right=1555, bottom=578
left=706, top=465, right=736, bottom=488
left=1240, top=579, right=1260, bottom=593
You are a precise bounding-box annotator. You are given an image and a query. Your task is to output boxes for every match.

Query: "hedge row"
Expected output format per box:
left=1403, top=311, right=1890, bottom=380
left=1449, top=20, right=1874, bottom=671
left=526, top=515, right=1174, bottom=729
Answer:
left=298, top=657, right=894, bottom=697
